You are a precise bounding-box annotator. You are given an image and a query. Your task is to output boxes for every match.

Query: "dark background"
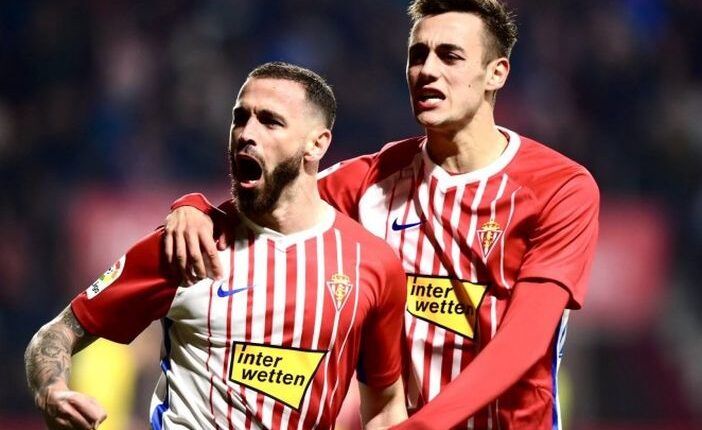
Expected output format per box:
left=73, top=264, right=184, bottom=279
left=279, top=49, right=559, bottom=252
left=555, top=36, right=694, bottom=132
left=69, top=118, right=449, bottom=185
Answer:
left=2, top=0, right=701, bottom=428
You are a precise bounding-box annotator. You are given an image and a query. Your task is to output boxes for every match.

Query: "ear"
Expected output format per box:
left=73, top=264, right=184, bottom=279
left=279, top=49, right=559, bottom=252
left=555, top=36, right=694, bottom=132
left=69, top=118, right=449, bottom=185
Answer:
left=485, top=57, right=510, bottom=92
left=304, top=127, right=332, bottom=163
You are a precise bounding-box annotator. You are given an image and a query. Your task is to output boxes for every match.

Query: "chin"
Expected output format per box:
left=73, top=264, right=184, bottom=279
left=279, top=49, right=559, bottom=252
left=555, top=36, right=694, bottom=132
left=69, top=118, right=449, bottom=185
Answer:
left=416, top=113, right=447, bottom=129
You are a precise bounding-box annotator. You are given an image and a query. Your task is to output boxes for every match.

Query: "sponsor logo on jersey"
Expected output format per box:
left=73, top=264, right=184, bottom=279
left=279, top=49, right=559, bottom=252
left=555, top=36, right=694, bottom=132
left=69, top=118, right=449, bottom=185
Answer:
left=477, top=218, right=503, bottom=259
left=230, top=342, right=326, bottom=410
left=86, top=255, right=126, bottom=299
left=391, top=218, right=424, bottom=231
left=327, top=273, right=353, bottom=311
left=406, top=275, right=487, bottom=339
left=216, top=283, right=252, bottom=298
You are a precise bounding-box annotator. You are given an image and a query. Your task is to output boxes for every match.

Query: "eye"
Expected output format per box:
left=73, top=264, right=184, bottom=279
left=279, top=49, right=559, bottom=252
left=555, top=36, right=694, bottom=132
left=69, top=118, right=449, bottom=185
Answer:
left=232, top=108, right=249, bottom=127
left=259, top=111, right=285, bottom=128
left=408, top=45, right=429, bottom=66
left=261, top=117, right=283, bottom=127
left=439, top=51, right=464, bottom=64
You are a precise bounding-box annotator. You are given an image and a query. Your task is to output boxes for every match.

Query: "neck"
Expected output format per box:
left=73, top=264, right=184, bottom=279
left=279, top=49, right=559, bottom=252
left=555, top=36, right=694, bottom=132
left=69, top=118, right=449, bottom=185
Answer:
left=245, top=175, right=329, bottom=235
left=425, top=107, right=507, bottom=174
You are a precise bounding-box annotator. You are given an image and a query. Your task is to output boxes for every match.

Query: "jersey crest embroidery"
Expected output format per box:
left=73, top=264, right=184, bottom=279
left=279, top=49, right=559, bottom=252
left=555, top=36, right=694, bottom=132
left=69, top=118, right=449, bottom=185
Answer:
left=477, top=218, right=503, bottom=259
left=327, top=273, right=353, bottom=311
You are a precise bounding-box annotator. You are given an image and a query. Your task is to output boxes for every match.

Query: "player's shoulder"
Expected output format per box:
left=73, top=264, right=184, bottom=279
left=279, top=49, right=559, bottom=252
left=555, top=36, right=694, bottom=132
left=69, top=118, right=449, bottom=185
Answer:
left=511, top=134, right=598, bottom=195
left=320, top=136, right=424, bottom=183
left=374, top=135, right=424, bottom=164
left=332, top=210, right=401, bottom=262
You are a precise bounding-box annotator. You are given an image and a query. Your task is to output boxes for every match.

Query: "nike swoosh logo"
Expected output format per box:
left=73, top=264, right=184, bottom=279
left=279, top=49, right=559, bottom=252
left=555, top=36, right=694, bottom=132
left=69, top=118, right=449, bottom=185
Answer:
left=216, top=283, right=252, bottom=298
left=391, top=218, right=424, bottom=231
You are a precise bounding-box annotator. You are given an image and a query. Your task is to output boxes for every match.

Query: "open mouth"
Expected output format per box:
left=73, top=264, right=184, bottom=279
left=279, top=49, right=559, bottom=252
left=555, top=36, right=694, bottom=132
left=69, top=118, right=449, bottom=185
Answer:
left=416, top=88, right=445, bottom=108
left=234, top=153, right=263, bottom=188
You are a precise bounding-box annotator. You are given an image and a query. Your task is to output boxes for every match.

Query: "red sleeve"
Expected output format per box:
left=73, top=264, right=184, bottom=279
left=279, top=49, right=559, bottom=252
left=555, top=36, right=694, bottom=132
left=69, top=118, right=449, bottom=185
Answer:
left=393, top=280, right=569, bottom=429
left=70, top=229, right=180, bottom=344
left=171, top=192, right=215, bottom=214
left=518, top=172, right=600, bottom=309
left=317, top=155, right=374, bottom=221
left=356, top=245, right=407, bottom=388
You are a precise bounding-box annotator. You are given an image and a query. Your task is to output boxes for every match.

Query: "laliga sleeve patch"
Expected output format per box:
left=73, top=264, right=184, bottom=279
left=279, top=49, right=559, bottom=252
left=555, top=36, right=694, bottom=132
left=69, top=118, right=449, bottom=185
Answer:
left=86, top=255, right=126, bottom=299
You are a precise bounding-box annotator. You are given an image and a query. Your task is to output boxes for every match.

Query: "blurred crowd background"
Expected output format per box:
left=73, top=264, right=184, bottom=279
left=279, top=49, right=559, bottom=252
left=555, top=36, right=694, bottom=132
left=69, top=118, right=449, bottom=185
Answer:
left=2, top=0, right=701, bottom=428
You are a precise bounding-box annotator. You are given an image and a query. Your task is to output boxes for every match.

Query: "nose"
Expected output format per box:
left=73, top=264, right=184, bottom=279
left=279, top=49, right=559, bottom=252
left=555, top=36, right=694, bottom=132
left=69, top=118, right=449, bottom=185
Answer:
left=235, top=119, right=258, bottom=150
left=418, top=52, right=440, bottom=80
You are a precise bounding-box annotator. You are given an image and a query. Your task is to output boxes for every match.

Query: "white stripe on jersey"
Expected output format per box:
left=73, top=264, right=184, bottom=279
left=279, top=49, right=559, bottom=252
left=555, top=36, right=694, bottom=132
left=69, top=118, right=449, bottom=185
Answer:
left=450, top=184, right=467, bottom=280
left=228, top=239, right=251, bottom=428
left=431, top=178, right=448, bottom=276
left=247, top=236, right=269, bottom=425
left=296, top=234, right=327, bottom=430
left=312, top=230, right=345, bottom=428
left=499, top=187, right=521, bottom=290
left=327, top=243, right=362, bottom=409
left=467, top=179, right=487, bottom=283
left=259, top=245, right=287, bottom=429
left=279, top=242, right=308, bottom=430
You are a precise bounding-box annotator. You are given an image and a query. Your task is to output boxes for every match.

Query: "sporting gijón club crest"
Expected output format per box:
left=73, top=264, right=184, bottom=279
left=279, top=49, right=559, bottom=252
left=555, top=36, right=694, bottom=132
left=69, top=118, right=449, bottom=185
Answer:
left=327, top=273, right=353, bottom=311
left=477, top=218, right=502, bottom=260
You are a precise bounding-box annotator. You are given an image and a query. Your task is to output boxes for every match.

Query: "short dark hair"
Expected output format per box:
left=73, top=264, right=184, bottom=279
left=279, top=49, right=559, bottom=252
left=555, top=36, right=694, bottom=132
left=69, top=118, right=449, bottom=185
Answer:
left=408, top=0, right=518, bottom=62
left=248, top=62, right=337, bottom=129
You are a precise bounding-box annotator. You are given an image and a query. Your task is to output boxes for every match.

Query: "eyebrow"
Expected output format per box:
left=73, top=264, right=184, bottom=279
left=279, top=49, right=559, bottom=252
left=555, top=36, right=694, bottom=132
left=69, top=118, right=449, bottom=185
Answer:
left=232, top=106, right=286, bottom=125
left=409, top=42, right=466, bottom=54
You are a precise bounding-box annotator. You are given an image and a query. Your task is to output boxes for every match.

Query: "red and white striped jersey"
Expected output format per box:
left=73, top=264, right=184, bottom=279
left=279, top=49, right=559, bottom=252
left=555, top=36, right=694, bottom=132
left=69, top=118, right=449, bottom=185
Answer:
left=318, top=127, right=599, bottom=429
left=71, top=205, right=406, bottom=430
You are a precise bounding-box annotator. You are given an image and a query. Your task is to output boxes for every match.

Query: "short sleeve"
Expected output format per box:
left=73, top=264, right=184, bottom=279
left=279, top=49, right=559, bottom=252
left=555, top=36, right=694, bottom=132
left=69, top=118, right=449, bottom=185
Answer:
left=517, top=172, right=600, bottom=309
left=317, top=155, right=374, bottom=221
left=356, top=247, right=407, bottom=388
left=71, top=229, right=181, bottom=344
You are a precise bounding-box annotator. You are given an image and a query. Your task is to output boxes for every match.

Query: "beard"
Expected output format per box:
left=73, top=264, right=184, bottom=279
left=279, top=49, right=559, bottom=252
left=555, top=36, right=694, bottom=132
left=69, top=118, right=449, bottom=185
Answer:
left=230, top=148, right=304, bottom=217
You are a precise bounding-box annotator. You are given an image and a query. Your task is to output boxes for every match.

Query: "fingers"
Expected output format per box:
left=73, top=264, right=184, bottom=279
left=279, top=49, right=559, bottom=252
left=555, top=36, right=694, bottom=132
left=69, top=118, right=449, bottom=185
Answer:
left=174, top=229, right=195, bottom=285
left=163, top=232, right=174, bottom=266
left=66, top=393, right=107, bottom=429
left=164, top=214, right=175, bottom=265
left=164, top=206, right=223, bottom=284
left=200, top=229, right=223, bottom=279
left=186, top=230, right=207, bottom=280
left=45, top=390, right=106, bottom=430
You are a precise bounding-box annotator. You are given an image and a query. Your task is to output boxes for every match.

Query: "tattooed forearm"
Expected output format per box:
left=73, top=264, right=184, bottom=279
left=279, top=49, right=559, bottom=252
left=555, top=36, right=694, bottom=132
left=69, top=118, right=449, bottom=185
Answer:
left=24, top=307, right=95, bottom=403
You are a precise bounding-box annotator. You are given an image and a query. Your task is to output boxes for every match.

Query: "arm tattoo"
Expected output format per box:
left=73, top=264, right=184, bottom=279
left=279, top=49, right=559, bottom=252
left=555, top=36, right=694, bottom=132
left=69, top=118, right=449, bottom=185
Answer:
left=24, top=307, right=95, bottom=400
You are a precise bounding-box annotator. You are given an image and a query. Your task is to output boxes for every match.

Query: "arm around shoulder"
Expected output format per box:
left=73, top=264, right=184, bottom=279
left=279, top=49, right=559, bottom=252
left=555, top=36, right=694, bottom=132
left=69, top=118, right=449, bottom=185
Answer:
left=166, top=193, right=231, bottom=284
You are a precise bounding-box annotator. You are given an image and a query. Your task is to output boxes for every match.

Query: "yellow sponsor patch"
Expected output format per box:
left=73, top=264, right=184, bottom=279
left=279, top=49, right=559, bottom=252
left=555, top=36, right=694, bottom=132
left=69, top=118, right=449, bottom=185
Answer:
left=230, top=342, right=326, bottom=410
left=406, top=275, right=487, bottom=339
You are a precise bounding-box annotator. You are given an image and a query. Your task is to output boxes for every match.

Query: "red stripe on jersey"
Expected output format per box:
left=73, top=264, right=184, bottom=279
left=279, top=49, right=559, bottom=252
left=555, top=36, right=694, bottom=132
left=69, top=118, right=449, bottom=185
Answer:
left=437, top=188, right=460, bottom=389
left=327, top=242, right=361, bottom=415
left=255, top=239, right=277, bottom=427
left=243, top=232, right=256, bottom=429
left=223, top=248, right=236, bottom=430
left=291, top=236, right=321, bottom=430
left=396, top=170, right=415, bottom=269
left=454, top=182, right=478, bottom=281
left=303, top=230, right=338, bottom=429
left=428, top=176, right=443, bottom=276
left=411, top=163, right=427, bottom=275
left=420, top=175, right=439, bottom=402
left=384, top=180, right=399, bottom=242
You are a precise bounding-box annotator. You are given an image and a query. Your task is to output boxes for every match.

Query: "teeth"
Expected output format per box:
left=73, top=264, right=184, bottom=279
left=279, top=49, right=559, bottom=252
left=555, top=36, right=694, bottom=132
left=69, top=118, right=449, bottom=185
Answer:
left=421, top=97, right=442, bottom=106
